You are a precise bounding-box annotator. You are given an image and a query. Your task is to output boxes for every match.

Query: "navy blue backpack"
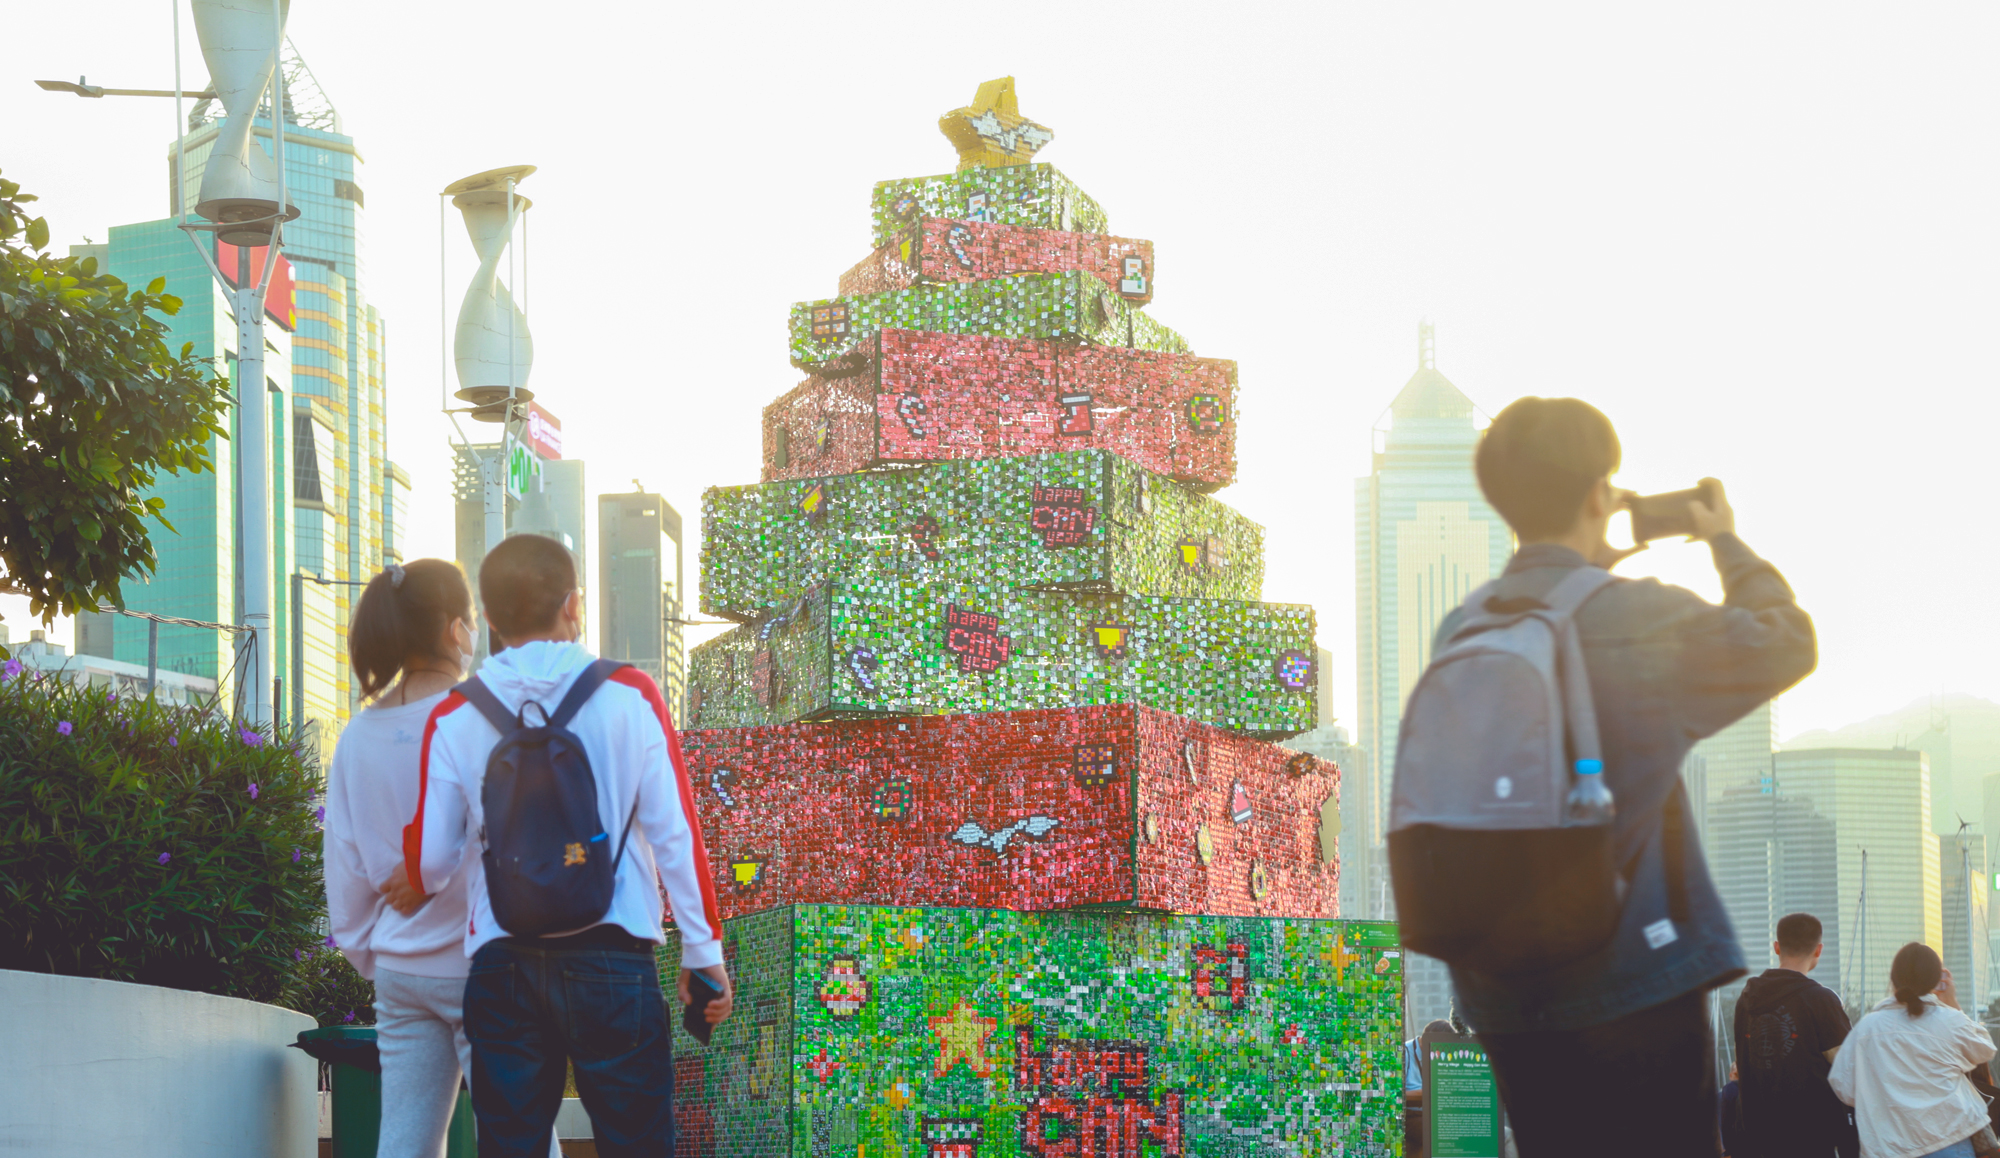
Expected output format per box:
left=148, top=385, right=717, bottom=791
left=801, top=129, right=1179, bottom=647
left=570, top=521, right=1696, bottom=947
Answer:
left=454, top=659, right=636, bottom=938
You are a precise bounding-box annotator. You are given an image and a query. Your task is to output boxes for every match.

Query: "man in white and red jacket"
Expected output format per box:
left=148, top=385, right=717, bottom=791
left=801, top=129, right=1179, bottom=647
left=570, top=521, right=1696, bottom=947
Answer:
left=396, top=534, right=728, bottom=1157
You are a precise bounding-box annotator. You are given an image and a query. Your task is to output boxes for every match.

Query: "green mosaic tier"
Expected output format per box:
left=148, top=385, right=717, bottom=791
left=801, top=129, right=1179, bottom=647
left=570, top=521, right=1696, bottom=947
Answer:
left=686, top=580, right=1318, bottom=737
left=790, top=271, right=1188, bottom=371
left=659, top=905, right=1405, bottom=1158
left=700, top=450, right=1266, bottom=620
left=870, top=163, right=1108, bottom=247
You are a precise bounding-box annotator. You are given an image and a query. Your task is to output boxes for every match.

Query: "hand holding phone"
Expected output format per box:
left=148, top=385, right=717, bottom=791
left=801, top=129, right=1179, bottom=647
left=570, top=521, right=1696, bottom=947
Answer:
left=679, top=966, right=734, bottom=1044
left=1627, top=479, right=1731, bottom=543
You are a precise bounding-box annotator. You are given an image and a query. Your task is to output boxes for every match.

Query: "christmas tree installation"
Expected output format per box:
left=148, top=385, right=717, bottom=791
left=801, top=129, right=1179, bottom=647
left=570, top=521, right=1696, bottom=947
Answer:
left=665, top=78, right=1405, bottom=1157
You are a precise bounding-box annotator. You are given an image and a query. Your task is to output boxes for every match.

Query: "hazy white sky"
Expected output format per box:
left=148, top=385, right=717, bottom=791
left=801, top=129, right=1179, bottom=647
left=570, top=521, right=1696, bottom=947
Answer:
left=4, top=1, right=1995, bottom=738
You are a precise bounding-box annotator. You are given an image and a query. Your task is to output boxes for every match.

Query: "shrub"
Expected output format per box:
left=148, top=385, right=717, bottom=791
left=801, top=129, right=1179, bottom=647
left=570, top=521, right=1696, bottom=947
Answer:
left=283, top=944, right=376, bottom=1027
left=0, top=666, right=325, bottom=1003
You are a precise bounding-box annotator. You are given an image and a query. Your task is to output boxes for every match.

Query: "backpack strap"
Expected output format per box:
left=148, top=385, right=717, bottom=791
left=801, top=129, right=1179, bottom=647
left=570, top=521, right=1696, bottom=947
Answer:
left=1663, top=788, right=1693, bottom=925
left=549, top=659, right=642, bottom=875
left=1546, top=567, right=1614, bottom=766
left=548, top=659, right=630, bottom=730
left=1541, top=565, right=1614, bottom=616
left=451, top=676, right=517, bottom=734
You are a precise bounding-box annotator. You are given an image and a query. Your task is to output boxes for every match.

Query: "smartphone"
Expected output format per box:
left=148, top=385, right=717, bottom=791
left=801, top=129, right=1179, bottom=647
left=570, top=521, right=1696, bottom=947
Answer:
left=682, top=970, right=723, bottom=1045
left=1627, top=481, right=1719, bottom=543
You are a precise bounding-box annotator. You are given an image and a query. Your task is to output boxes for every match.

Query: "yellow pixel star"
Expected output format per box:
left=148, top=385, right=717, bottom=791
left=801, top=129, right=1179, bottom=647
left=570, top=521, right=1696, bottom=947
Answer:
left=939, top=77, right=1053, bottom=171
left=928, top=999, right=997, bottom=1077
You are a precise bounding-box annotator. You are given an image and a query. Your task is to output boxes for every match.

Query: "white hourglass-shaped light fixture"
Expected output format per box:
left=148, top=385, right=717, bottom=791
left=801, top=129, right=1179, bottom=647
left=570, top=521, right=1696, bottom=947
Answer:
left=444, top=165, right=537, bottom=422
left=190, top=0, right=300, bottom=245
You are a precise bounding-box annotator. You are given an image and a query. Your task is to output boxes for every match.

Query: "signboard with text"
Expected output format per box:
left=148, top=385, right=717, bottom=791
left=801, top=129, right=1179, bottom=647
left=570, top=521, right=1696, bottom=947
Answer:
left=1427, top=1033, right=1502, bottom=1158
left=503, top=433, right=542, bottom=499
left=525, top=401, right=563, bottom=460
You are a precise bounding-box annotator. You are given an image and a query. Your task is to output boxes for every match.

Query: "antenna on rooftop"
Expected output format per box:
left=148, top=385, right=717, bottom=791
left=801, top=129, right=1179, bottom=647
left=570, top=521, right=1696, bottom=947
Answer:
left=1418, top=320, right=1435, bottom=370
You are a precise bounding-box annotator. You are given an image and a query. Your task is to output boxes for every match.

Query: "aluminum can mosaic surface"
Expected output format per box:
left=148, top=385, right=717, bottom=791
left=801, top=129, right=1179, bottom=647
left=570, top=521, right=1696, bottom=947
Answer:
left=660, top=905, right=1406, bottom=1157
left=763, top=330, right=1237, bottom=491
left=686, top=582, right=1319, bottom=737
left=839, top=218, right=1155, bottom=305
left=702, top=451, right=1265, bottom=620
left=789, top=272, right=1188, bottom=373
left=682, top=704, right=1337, bottom=920
left=870, top=163, right=1108, bottom=247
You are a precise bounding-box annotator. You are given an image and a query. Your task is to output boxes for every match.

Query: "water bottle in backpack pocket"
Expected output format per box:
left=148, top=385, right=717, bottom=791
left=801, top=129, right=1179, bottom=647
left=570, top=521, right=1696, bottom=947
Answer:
left=453, top=659, right=640, bottom=938
left=1388, top=567, right=1622, bottom=977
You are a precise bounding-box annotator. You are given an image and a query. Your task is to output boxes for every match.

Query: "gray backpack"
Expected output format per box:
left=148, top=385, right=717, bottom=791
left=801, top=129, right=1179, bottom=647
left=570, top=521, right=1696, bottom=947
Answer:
left=1387, top=566, right=1621, bottom=976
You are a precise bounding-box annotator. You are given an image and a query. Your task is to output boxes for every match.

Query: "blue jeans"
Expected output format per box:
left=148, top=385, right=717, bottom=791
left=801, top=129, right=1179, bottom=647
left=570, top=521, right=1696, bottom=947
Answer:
left=1918, top=1139, right=1976, bottom=1158
left=464, top=928, right=672, bottom=1158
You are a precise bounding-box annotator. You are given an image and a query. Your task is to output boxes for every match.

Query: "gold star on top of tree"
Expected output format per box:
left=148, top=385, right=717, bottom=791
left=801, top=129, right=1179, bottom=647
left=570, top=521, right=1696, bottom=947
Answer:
left=938, top=77, right=1053, bottom=170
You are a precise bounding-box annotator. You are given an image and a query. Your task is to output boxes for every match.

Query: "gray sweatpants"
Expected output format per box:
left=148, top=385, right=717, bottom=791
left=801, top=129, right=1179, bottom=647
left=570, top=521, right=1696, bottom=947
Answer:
left=374, top=968, right=562, bottom=1158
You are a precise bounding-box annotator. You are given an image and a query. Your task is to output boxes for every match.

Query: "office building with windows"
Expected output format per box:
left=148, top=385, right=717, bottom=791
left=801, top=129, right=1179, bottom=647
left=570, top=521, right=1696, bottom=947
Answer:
left=1354, top=325, right=1511, bottom=1028
left=598, top=492, right=686, bottom=720
left=1771, top=748, right=1942, bottom=1015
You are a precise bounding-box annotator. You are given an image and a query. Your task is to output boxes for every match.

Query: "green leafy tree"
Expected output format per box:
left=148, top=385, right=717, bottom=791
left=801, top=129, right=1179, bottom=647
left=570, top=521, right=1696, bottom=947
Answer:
left=0, top=168, right=231, bottom=627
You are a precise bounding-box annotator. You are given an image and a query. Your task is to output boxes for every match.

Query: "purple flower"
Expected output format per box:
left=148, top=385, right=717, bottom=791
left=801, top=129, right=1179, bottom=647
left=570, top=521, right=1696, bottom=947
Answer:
left=239, top=728, right=262, bottom=748
left=294, top=949, right=303, bottom=961
left=315, top=806, right=326, bottom=824
left=168, top=736, right=177, bottom=747
left=1, top=658, right=21, bottom=680
left=291, top=847, right=302, bottom=863
left=324, top=934, right=336, bottom=948
left=247, top=782, right=259, bottom=801
left=56, top=720, right=72, bottom=736
left=343, top=1010, right=356, bottom=1023
left=157, top=852, right=171, bottom=866
left=107, top=692, right=117, bottom=702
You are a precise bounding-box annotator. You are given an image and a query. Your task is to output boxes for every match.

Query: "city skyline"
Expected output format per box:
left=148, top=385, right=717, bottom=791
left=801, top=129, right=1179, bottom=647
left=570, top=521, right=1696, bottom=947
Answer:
left=8, top=3, right=1994, bottom=745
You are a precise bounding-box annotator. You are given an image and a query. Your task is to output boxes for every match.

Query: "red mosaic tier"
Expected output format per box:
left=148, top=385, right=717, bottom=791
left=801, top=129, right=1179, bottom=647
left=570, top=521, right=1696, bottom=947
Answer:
left=837, top=218, right=1154, bottom=305
left=678, top=703, right=1336, bottom=922
left=762, top=329, right=1237, bottom=491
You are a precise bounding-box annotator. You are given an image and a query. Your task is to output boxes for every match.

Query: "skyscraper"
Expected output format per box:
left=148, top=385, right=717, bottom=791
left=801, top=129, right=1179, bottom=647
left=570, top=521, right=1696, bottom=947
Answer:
left=1772, top=748, right=1942, bottom=1014
left=98, top=41, right=395, bottom=747
left=598, top=492, right=686, bottom=719
left=1354, top=323, right=1512, bottom=1027
left=1280, top=647, right=1365, bottom=911
left=1941, top=830, right=1988, bottom=1015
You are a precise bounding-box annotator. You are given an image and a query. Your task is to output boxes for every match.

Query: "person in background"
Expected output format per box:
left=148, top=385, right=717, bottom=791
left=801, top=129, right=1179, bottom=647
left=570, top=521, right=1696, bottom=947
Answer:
left=1829, top=943, right=1996, bottom=1158
left=1720, top=1065, right=1744, bottom=1157
left=398, top=534, right=730, bottom=1156
left=1403, top=1019, right=1456, bottom=1158
left=323, top=560, right=558, bottom=1158
left=1734, top=913, right=1857, bottom=1158
left=1436, top=398, right=1816, bottom=1158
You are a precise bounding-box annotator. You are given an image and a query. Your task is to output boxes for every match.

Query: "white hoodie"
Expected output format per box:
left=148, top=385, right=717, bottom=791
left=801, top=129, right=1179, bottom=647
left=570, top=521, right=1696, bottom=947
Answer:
left=403, top=641, right=723, bottom=967
left=325, top=691, right=478, bottom=980
left=1829, top=994, right=1997, bottom=1158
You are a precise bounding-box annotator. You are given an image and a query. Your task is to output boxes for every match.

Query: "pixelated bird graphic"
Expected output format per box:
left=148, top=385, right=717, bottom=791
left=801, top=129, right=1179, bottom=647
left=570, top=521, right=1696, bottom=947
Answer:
left=950, top=814, right=1060, bottom=858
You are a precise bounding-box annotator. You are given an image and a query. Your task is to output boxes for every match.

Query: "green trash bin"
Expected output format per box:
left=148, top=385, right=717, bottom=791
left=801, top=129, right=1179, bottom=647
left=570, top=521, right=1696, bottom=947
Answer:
left=295, top=1025, right=477, bottom=1157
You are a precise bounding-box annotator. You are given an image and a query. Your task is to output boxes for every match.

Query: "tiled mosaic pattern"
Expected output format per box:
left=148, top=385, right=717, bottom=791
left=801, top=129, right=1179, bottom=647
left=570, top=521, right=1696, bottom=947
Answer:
left=839, top=218, right=1155, bottom=305
left=702, top=451, right=1265, bottom=619
left=686, top=582, right=1318, bottom=737
left=789, top=272, right=1188, bottom=373
left=661, top=906, right=1406, bottom=1158
left=681, top=704, right=1336, bottom=920
left=762, top=330, right=1238, bottom=491
left=871, top=164, right=1108, bottom=247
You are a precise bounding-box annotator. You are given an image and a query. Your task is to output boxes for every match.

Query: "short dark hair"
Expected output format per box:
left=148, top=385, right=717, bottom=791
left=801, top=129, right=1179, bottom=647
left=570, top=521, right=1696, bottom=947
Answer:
left=1775, top=913, right=1822, bottom=956
left=481, top=534, right=577, bottom=643
left=1475, top=397, right=1622, bottom=538
left=349, top=558, right=472, bottom=699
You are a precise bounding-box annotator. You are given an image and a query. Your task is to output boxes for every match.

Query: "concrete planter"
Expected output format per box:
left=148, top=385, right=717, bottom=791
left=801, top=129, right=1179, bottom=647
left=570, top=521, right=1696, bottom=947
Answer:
left=2, top=968, right=317, bottom=1157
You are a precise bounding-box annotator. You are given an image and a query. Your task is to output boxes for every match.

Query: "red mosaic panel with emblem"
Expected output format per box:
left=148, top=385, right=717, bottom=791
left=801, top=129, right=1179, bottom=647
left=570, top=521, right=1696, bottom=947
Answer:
left=760, top=329, right=1237, bottom=490
left=837, top=218, right=1155, bottom=304
left=677, top=703, right=1337, bottom=923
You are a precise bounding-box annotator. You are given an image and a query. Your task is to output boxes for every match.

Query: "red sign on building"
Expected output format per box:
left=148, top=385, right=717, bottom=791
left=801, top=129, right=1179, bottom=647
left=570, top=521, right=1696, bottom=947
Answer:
left=525, top=401, right=563, bottom=460
left=215, top=240, right=295, bottom=331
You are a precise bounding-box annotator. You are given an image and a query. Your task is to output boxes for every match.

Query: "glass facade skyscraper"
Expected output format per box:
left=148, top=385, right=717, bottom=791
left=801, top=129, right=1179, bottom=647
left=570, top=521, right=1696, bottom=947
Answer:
left=1354, top=325, right=1512, bottom=1029
left=598, top=492, right=686, bottom=721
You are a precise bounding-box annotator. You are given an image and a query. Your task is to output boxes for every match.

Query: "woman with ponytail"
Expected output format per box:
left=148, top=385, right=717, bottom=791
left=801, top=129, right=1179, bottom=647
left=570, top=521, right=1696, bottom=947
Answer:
left=323, top=560, right=557, bottom=1158
left=1830, top=942, right=1997, bottom=1158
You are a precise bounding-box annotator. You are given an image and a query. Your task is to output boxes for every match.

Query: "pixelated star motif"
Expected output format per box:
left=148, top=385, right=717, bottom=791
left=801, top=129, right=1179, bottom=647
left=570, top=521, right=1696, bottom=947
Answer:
left=939, top=76, right=1054, bottom=170
left=929, top=999, right=998, bottom=1077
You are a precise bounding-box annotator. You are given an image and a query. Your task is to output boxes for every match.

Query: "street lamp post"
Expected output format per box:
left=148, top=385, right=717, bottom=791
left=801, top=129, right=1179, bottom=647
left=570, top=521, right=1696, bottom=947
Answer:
left=38, top=1, right=298, bottom=726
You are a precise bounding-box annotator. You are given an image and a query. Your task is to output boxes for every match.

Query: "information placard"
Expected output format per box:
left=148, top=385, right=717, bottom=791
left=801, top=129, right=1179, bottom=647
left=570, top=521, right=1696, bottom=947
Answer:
left=1428, top=1034, right=1502, bottom=1158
